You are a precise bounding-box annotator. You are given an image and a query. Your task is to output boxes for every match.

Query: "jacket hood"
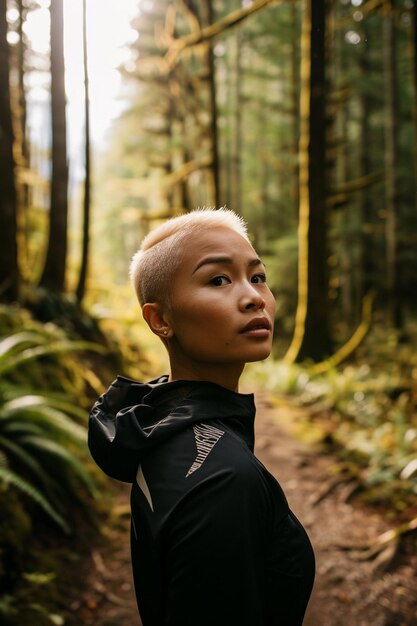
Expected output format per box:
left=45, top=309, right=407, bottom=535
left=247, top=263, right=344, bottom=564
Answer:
left=88, top=375, right=255, bottom=483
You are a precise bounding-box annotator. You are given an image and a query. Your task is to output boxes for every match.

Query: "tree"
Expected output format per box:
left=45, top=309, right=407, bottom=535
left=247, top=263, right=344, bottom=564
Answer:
left=0, top=0, right=19, bottom=302
left=284, top=0, right=331, bottom=363
left=202, top=0, right=220, bottom=207
left=412, top=0, right=417, bottom=212
left=76, top=0, right=91, bottom=303
left=383, top=0, right=401, bottom=327
left=40, top=0, right=68, bottom=293
left=230, top=27, right=243, bottom=215
left=358, top=17, right=376, bottom=302
left=6, top=0, right=31, bottom=280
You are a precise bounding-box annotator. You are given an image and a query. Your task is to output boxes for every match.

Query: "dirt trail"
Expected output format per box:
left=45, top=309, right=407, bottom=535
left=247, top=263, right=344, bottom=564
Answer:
left=62, top=391, right=417, bottom=626
left=254, top=393, right=417, bottom=626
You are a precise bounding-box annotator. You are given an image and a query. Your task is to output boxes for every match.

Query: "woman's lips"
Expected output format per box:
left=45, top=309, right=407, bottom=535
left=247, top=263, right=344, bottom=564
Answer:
left=240, top=317, right=271, bottom=336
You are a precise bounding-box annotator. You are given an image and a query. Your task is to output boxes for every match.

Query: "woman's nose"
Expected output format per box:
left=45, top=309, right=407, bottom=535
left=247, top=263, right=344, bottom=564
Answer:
left=240, top=287, right=266, bottom=311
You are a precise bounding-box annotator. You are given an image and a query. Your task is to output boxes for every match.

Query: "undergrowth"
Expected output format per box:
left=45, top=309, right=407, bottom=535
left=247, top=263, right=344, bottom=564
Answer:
left=0, top=303, right=114, bottom=626
left=244, top=324, right=417, bottom=514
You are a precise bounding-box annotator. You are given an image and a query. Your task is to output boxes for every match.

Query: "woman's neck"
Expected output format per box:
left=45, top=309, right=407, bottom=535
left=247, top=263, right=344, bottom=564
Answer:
left=168, top=361, right=244, bottom=392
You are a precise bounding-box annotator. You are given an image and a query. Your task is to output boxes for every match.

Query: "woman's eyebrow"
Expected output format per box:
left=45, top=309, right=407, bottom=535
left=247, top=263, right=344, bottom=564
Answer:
left=192, top=256, right=264, bottom=274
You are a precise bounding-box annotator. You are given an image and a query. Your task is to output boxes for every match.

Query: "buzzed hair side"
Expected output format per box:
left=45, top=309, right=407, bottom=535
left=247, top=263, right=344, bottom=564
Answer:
left=130, top=207, right=250, bottom=307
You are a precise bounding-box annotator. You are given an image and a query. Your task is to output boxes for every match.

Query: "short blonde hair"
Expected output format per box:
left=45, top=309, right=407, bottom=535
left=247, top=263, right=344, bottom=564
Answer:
left=130, top=207, right=250, bottom=307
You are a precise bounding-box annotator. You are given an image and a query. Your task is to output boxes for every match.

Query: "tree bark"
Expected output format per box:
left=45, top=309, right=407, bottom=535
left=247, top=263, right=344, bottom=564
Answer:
left=0, top=0, right=19, bottom=301
left=358, top=19, right=374, bottom=305
left=332, top=3, right=353, bottom=325
left=16, top=0, right=31, bottom=278
left=412, top=0, right=417, bottom=214
left=76, top=0, right=91, bottom=303
left=284, top=0, right=331, bottom=363
left=40, top=0, right=68, bottom=293
left=383, top=0, right=401, bottom=328
left=290, top=0, right=300, bottom=214
left=231, top=28, right=243, bottom=214
left=205, top=0, right=220, bottom=207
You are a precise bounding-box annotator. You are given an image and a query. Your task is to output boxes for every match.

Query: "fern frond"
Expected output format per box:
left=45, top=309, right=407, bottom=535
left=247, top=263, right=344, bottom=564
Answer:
left=1, top=391, right=88, bottom=420
left=0, top=399, right=87, bottom=444
left=0, top=340, right=107, bottom=376
left=3, top=422, right=47, bottom=438
left=1, top=383, right=92, bottom=413
left=0, top=466, right=70, bottom=533
left=0, top=450, right=8, bottom=468
left=0, top=331, right=49, bottom=357
left=0, top=436, right=56, bottom=495
left=21, top=437, right=97, bottom=496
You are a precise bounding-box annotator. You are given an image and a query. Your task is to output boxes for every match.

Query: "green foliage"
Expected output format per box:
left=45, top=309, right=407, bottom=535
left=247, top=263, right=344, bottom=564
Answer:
left=0, top=306, right=101, bottom=525
left=87, top=280, right=168, bottom=380
left=245, top=325, right=417, bottom=510
left=0, top=466, right=69, bottom=532
left=0, top=304, right=108, bottom=624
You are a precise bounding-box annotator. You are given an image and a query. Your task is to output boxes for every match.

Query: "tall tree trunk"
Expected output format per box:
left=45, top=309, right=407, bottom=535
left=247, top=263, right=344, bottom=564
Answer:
left=412, top=0, right=417, bottom=214
left=383, top=0, right=401, bottom=328
left=224, top=43, right=233, bottom=209
left=76, top=0, right=91, bottom=303
left=284, top=0, right=331, bottom=363
left=17, top=0, right=28, bottom=165
left=16, top=0, right=31, bottom=279
left=0, top=0, right=19, bottom=301
left=205, top=0, right=220, bottom=207
left=290, top=0, right=300, bottom=215
left=40, top=0, right=68, bottom=293
left=359, top=20, right=374, bottom=303
left=332, top=4, right=353, bottom=325
left=231, top=28, right=243, bottom=214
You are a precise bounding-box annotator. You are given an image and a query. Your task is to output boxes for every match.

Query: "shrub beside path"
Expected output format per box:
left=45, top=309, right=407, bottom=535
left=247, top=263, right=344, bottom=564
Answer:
left=62, top=390, right=417, bottom=626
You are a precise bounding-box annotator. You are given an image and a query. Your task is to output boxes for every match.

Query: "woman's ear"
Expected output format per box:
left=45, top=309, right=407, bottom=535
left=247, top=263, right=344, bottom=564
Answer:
left=142, top=303, right=173, bottom=339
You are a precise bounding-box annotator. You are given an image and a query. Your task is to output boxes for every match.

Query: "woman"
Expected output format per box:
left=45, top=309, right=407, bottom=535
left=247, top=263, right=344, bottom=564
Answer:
left=88, top=207, right=315, bottom=626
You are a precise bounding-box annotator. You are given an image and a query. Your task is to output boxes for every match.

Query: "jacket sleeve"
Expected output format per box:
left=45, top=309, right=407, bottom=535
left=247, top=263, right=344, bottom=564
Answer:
left=161, top=468, right=271, bottom=626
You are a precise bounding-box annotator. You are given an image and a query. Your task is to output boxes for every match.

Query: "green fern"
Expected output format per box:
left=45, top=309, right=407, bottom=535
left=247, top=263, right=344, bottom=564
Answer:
left=0, top=467, right=69, bottom=533
left=0, top=436, right=56, bottom=496
left=0, top=309, right=107, bottom=540
left=0, top=390, right=88, bottom=420
left=0, top=331, right=50, bottom=357
left=21, top=437, right=97, bottom=496
left=0, top=450, right=8, bottom=468
left=1, top=421, right=48, bottom=438
left=0, top=398, right=87, bottom=444
left=0, top=339, right=106, bottom=377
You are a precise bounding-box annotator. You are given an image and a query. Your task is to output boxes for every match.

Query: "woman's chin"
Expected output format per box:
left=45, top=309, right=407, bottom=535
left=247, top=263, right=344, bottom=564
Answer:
left=245, top=347, right=272, bottom=363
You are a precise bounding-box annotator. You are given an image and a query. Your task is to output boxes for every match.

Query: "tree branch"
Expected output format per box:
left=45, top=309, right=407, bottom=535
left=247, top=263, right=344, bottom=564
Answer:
left=310, top=290, right=376, bottom=374
left=137, top=0, right=282, bottom=76
left=164, top=155, right=213, bottom=187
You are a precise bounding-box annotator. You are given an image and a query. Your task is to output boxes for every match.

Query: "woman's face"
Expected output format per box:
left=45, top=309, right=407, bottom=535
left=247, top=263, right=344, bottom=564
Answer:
left=163, top=227, right=276, bottom=386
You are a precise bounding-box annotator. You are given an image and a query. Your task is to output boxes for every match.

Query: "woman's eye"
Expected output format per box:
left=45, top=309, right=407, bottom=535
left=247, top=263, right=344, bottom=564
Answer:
left=209, top=276, right=230, bottom=286
left=252, top=273, right=267, bottom=284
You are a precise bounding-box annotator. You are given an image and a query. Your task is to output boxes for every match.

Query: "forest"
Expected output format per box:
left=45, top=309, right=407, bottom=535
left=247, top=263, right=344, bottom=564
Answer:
left=0, top=0, right=417, bottom=624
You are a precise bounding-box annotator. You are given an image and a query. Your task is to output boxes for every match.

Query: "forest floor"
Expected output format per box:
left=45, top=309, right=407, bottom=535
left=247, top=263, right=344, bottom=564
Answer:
left=60, top=390, right=417, bottom=626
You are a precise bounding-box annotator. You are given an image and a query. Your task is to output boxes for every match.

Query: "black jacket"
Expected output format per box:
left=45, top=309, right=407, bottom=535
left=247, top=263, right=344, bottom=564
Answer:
left=88, top=375, right=315, bottom=626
